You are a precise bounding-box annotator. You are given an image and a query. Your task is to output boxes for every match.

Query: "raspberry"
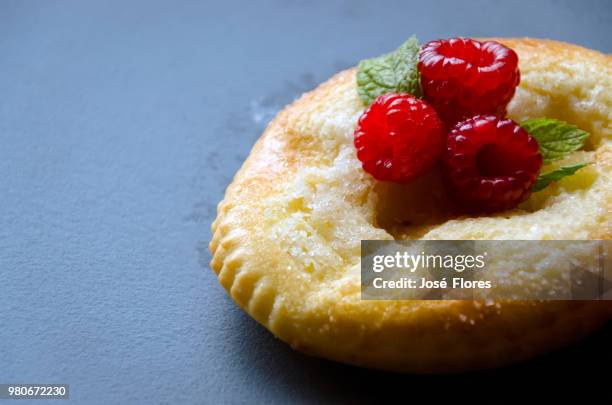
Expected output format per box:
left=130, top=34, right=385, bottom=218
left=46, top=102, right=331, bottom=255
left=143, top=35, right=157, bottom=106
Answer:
left=354, top=93, right=444, bottom=183
left=418, top=38, right=520, bottom=126
left=444, top=115, right=542, bottom=212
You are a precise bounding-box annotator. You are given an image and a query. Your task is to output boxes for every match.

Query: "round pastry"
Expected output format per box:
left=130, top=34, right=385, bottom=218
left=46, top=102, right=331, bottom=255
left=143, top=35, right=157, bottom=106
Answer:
left=210, top=38, right=611, bottom=373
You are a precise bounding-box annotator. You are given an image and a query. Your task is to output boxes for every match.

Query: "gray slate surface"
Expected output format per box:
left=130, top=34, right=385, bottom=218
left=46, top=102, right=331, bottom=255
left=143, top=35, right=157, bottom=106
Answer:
left=1, top=0, right=610, bottom=403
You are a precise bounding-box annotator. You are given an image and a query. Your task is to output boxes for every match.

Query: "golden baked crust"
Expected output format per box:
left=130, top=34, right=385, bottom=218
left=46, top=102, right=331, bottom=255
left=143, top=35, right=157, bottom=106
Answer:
left=210, top=38, right=612, bottom=373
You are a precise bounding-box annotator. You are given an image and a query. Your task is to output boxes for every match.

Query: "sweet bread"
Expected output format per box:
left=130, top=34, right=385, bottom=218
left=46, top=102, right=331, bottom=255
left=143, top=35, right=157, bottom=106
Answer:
left=210, top=38, right=611, bottom=372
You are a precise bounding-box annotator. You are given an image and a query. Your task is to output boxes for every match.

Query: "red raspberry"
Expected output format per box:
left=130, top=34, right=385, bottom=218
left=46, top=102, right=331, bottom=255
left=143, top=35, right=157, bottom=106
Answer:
left=418, top=38, right=520, bottom=126
left=354, top=93, right=444, bottom=183
left=444, top=115, right=542, bottom=212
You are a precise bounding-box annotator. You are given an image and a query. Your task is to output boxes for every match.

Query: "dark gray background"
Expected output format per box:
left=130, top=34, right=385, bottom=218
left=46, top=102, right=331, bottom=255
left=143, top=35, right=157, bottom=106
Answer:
left=1, top=0, right=610, bottom=403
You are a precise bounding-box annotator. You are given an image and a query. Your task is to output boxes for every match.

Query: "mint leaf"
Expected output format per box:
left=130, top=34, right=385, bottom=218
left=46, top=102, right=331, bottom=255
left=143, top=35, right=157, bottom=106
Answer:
left=521, top=118, right=589, bottom=164
left=533, top=163, right=588, bottom=192
left=357, top=36, right=421, bottom=106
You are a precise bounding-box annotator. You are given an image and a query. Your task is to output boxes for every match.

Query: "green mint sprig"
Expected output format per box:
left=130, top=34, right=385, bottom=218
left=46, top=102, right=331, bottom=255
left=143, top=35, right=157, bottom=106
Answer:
left=357, top=36, right=421, bottom=106
left=521, top=118, right=591, bottom=192
left=532, top=163, right=589, bottom=192
left=520, top=118, right=589, bottom=164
